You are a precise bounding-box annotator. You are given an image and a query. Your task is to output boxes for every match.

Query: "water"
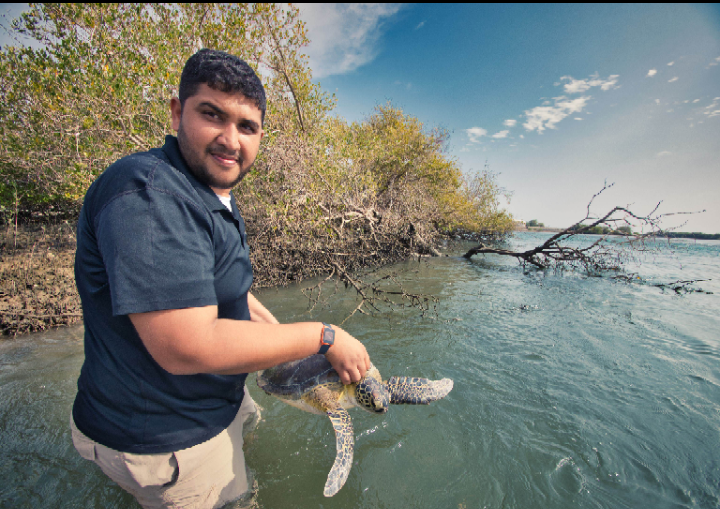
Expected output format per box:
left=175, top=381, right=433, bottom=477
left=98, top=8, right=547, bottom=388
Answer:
left=1, top=232, right=719, bottom=508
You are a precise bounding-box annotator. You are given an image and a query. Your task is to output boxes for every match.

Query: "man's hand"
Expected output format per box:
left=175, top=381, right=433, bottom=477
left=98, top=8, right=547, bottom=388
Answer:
left=324, top=326, right=371, bottom=384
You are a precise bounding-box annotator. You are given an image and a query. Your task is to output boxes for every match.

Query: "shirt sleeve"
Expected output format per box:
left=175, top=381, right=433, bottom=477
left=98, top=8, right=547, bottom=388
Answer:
left=95, top=187, right=218, bottom=316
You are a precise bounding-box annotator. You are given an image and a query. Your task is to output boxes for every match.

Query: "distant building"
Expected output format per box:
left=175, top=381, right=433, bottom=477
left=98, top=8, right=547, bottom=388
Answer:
left=513, top=220, right=527, bottom=231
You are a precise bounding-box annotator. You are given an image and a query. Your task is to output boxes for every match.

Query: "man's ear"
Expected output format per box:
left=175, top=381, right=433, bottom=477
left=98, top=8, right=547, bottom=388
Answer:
left=170, top=97, right=182, bottom=131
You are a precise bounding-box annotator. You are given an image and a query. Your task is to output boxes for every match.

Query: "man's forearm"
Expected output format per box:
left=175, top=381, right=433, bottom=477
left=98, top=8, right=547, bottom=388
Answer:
left=132, top=306, right=318, bottom=374
left=129, top=305, right=371, bottom=383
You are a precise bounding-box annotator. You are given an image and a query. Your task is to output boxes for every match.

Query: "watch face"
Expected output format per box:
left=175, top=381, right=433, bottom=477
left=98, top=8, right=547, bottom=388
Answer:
left=323, top=328, right=335, bottom=345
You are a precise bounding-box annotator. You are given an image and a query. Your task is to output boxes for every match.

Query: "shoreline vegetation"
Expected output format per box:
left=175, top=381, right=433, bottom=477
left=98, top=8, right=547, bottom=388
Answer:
left=1, top=4, right=518, bottom=336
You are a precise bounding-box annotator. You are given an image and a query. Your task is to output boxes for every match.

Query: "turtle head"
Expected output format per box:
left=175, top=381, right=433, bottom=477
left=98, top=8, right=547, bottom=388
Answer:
left=355, top=377, right=390, bottom=414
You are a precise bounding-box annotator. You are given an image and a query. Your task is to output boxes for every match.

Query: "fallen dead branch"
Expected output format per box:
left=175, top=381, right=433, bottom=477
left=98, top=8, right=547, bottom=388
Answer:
left=463, top=182, right=705, bottom=275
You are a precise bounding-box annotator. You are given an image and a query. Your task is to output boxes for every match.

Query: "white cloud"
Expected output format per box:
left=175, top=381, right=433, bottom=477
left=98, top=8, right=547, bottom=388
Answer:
left=466, top=127, right=488, bottom=143
left=693, top=99, right=700, bottom=103
left=503, top=119, right=517, bottom=127
left=415, top=21, right=425, bottom=30
left=657, top=151, right=673, bottom=157
left=560, top=73, right=619, bottom=94
left=655, top=99, right=661, bottom=105
left=705, top=99, right=720, bottom=118
left=492, top=130, right=510, bottom=139
left=668, top=76, right=679, bottom=83
left=667, top=61, right=675, bottom=66
left=647, top=69, right=657, bottom=77
left=574, top=117, right=583, bottom=121
left=523, top=95, right=590, bottom=133
left=299, top=4, right=403, bottom=79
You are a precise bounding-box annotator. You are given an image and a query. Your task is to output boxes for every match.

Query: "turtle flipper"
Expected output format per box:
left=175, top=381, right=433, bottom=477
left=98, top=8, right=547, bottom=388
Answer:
left=324, top=406, right=354, bottom=497
left=385, top=376, right=454, bottom=404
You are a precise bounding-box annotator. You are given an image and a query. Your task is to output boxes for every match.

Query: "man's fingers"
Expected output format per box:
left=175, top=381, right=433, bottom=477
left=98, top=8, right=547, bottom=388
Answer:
left=342, top=368, right=363, bottom=385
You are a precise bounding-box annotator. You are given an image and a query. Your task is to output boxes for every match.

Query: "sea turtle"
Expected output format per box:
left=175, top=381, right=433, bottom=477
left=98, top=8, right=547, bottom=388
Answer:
left=256, top=354, right=453, bottom=497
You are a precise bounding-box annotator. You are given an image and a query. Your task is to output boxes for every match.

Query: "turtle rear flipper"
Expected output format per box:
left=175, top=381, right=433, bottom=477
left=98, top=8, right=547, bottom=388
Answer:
left=324, top=406, right=354, bottom=497
left=385, top=377, right=454, bottom=404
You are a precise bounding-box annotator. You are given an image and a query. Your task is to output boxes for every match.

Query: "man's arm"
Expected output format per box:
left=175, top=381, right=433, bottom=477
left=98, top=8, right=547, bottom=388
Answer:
left=247, top=292, right=279, bottom=324
left=129, top=305, right=369, bottom=384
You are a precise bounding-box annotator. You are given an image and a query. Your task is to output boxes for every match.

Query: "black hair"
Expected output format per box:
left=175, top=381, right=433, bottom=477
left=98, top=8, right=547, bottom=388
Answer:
left=179, top=49, right=266, bottom=124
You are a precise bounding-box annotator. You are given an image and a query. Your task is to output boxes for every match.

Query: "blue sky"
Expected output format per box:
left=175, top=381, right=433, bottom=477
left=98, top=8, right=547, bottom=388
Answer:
left=2, top=4, right=719, bottom=233
left=299, top=4, right=720, bottom=233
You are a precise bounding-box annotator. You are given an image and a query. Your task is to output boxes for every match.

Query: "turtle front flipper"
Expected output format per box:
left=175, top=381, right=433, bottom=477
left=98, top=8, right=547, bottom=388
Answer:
left=385, top=376, right=454, bottom=404
left=324, top=405, right=354, bottom=497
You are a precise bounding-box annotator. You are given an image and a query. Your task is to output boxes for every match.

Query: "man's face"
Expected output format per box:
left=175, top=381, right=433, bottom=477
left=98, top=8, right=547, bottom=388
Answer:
left=171, top=83, right=264, bottom=196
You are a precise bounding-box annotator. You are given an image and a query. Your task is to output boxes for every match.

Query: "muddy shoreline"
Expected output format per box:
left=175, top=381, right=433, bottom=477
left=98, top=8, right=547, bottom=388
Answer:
left=0, top=223, right=82, bottom=336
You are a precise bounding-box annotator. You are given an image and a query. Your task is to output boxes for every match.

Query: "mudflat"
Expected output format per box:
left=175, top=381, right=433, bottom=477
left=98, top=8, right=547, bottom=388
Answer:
left=0, top=224, right=81, bottom=336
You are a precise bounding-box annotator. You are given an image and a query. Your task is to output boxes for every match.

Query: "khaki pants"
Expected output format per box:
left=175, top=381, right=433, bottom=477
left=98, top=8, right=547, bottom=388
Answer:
left=71, top=388, right=260, bottom=509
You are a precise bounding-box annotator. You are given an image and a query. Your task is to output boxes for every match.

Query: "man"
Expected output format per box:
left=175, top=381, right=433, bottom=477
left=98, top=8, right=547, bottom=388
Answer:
left=71, top=49, right=370, bottom=509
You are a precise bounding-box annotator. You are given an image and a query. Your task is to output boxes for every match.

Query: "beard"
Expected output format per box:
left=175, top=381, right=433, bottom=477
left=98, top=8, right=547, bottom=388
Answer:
left=176, top=122, right=251, bottom=191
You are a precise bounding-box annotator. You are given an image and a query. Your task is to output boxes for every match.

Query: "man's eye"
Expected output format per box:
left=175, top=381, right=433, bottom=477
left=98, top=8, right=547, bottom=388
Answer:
left=204, top=111, right=219, bottom=119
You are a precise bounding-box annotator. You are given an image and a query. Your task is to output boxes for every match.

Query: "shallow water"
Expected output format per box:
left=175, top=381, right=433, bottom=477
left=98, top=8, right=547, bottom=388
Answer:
left=1, top=233, right=719, bottom=508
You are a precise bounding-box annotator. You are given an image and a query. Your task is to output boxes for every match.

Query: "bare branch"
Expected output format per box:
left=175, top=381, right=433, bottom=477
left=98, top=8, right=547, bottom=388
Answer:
left=464, top=183, right=703, bottom=277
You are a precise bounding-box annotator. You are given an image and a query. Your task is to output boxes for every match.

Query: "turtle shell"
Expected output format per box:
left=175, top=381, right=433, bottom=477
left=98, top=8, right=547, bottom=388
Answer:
left=257, top=354, right=341, bottom=399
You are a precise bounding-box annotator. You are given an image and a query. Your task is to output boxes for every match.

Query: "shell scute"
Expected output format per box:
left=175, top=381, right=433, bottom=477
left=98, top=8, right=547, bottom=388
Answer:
left=257, top=354, right=341, bottom=399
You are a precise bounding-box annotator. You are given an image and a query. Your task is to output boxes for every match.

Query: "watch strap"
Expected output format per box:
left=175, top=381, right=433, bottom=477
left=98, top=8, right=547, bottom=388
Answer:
left=318, top=322, right=335, bottom=355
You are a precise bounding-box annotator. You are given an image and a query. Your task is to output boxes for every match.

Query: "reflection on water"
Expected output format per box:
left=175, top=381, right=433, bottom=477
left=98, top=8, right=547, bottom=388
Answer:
left=1, top=233, right=719, bottom=508
left=0, top=326, right=139, bottom=508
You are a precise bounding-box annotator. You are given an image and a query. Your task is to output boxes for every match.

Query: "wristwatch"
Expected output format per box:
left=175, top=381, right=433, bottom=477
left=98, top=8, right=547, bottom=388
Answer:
left=318, top=322, right=335, bottom=355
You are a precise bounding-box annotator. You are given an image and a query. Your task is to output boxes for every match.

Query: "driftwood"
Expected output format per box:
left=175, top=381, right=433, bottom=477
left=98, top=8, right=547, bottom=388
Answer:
left=463, top=182, right=705, bottom=274
left=302, top=261, right=437, bottom=325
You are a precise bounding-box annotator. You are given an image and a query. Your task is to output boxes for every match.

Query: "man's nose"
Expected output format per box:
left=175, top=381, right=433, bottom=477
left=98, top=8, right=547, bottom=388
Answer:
left=217, top=124, right=241, bottom=153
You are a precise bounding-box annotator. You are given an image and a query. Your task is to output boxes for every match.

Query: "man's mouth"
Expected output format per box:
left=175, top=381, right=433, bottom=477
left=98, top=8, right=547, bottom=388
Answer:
left=210, top=152, right=239, bottom=167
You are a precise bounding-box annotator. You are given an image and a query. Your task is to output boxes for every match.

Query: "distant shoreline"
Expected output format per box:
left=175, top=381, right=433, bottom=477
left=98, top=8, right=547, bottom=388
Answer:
left=517, top=226, right=720, bottom=240
left=516, top=226, right=564, bottom=233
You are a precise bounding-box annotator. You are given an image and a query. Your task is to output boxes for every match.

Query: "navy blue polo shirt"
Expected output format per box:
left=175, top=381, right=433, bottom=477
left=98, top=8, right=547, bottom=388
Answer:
left=72, top=135, right=254, bottom=453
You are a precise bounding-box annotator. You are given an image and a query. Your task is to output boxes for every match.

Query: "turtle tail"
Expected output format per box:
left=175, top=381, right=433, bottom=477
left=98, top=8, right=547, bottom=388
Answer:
left=385, top=377, right=454, bottom=405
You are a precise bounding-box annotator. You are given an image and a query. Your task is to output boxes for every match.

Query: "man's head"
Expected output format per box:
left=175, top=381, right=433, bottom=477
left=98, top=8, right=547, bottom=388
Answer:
left=171, top=49, right=266, bottom=196
left=179, top=49, right=266, bottom=124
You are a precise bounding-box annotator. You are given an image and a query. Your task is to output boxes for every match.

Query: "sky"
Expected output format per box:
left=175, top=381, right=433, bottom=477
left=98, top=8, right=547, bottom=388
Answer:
left=296, top=4, right=720, bottom=233
left=2, top=4, right=719, bottom=233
